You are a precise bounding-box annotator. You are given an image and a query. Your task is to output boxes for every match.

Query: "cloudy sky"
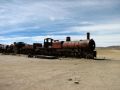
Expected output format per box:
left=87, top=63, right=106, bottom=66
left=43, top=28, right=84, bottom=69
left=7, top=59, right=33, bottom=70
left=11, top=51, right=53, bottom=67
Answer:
left=0, top=0, right=120, bottom=47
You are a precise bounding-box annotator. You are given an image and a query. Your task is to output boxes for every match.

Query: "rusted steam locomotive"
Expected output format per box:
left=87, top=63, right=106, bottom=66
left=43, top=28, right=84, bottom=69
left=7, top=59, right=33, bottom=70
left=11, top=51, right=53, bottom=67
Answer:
left=0, top=32, right=96, bottom=59
left=40, top=32, right=96, bottom=59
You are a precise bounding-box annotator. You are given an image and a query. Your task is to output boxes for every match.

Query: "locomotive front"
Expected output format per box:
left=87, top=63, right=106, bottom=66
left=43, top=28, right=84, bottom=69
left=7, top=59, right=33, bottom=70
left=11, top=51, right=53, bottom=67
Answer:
left=62, top=32, right=96, bottom=58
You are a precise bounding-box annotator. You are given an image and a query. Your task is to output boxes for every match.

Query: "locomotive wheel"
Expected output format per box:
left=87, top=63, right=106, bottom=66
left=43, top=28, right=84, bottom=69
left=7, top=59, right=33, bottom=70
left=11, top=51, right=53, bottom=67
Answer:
left=76, top=49, right=82, bottom=58
left=86, top=54, right=94, bottom=59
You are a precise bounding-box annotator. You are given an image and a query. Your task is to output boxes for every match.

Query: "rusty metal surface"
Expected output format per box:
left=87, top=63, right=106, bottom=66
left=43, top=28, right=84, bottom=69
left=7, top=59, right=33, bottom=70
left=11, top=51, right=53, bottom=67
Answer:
left=52, top=41, right=62, bottom=49
left=63, top=39, right=95, bottom=50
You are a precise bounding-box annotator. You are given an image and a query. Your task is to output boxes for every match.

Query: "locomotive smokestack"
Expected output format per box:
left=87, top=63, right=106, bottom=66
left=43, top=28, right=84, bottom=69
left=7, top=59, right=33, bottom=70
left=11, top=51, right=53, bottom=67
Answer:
left=66, top=37, right=71, bottom=41
left=87, top=32, right=90, bottom=40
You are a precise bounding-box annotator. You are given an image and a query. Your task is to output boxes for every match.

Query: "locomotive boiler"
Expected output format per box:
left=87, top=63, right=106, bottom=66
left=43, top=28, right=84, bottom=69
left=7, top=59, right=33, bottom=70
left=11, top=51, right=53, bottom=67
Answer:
left=63, top=39, right=95, bottom=50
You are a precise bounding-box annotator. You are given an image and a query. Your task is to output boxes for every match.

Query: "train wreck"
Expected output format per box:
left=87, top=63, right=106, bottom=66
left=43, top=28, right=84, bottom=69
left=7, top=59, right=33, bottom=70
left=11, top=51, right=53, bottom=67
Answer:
left=0, top=32, right=96, bottom=59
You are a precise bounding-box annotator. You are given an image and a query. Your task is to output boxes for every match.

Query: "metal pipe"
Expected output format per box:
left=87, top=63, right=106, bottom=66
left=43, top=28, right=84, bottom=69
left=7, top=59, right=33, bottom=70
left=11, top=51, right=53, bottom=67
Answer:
left=87, top=32, right=90, bottom=40
left=66, top=37, right=71, bottom=41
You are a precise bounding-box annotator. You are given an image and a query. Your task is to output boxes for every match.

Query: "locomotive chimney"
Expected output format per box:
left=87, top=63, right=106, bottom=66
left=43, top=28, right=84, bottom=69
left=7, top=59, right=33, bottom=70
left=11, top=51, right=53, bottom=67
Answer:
left=66, top=37, right=71, bottom=41
left=14, top=42, right=16, bottom=45
left=87, top=32, right=90, bottom=40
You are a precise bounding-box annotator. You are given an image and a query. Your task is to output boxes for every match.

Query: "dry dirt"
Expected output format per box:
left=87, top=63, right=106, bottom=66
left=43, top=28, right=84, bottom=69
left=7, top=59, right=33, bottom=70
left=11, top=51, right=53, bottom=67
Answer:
left=0, top=49, right=120, bottom=90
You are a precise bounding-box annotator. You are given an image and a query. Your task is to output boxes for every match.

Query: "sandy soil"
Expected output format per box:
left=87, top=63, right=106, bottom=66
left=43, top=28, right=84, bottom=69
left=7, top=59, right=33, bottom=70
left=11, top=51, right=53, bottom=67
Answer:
left=0, top=49, right=120, bottom=90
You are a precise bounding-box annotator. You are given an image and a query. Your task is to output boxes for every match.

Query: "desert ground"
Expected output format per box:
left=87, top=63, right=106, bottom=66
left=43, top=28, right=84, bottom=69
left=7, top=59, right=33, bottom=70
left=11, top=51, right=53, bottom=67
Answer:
left=0, top=48, right=120, bottom=90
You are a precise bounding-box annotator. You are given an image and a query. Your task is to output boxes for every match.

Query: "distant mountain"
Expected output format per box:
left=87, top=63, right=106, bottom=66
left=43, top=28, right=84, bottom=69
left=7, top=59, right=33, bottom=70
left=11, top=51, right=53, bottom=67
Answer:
left=107, top=46, right=120, bottom=49
left=97, top=46, right=120, bottom=50
left=107, top=46, right=120, bottom=48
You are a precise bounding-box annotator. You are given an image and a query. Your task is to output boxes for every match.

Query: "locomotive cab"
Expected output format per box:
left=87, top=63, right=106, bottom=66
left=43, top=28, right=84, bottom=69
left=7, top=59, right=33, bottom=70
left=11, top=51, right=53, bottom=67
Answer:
left=44, top=38, right=53, bottom=48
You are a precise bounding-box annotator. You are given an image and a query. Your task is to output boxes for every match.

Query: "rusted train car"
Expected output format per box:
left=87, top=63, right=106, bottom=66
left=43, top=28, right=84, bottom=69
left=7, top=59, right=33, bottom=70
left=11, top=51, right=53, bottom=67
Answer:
left=0, top=32, right=96, bottom=59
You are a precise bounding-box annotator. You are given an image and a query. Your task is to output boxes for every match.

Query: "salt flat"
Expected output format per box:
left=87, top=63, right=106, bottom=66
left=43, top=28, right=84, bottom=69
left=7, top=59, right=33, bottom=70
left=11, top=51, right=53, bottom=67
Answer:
left=0, top=49, right=120, bottom=90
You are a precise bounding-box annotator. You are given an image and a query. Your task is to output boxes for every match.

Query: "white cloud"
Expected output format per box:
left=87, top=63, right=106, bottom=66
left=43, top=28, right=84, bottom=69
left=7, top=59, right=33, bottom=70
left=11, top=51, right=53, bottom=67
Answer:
left=79, top=21, right=95, bottom=25
left=47, top=20, right=120, bottom=35
left=0, top=26, right=40, bottom=34
left=60, top=22, right=120, bottom=33
left=0, top=0, right=118, bottom=28
left=0, top=0, right=120, bottom=47
left=0, top=0, right=71, bottom=35
left=92, top=34, right=120, bottom=47
left=0, top=1, right=68, bottom=27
